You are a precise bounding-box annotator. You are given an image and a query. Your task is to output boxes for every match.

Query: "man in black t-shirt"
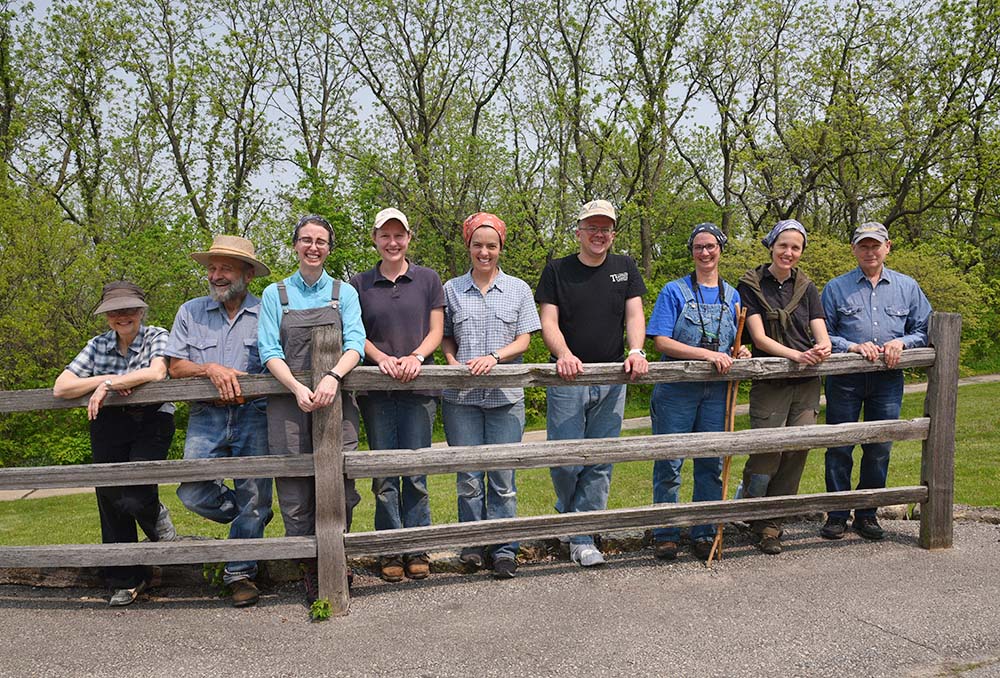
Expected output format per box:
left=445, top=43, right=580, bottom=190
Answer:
left=534, top=199, right=648, bottom=567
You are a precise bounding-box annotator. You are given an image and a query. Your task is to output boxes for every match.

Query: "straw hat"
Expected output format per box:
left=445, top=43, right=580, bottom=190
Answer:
left=190, top=235, right=271, bottom=277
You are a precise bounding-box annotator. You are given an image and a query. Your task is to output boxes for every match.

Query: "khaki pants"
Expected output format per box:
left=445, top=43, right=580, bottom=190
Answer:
left=742, top=378, right=820, bottom=536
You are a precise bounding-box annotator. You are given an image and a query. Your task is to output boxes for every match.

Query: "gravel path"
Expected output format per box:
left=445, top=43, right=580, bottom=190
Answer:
left=3, top=520, right=999, bottom=677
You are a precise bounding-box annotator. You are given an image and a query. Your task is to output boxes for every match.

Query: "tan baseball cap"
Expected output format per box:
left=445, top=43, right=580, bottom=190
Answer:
left=374, top=207, right=410, bottom=232
left=577, top=199, right=617, bottom=224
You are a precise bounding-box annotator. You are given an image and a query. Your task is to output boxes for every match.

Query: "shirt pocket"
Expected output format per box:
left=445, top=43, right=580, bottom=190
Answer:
left=884, top=305, right=910, bottom=336
left=448, top=308, right=472, bottom=338
left=188, top=337, right=219, bottom=365
left=494, top=307, right=519, bottom=343
left=836, top=304, right=862, bottom=317
left=244, top=337, right=262, bottom=373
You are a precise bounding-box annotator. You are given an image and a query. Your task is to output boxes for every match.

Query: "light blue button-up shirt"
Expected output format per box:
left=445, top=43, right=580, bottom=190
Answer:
left=164, top=294, right=264, bottom=373
left=258, top=270, right=366, bottom=364
left=822, top=265, right=931, bottom=353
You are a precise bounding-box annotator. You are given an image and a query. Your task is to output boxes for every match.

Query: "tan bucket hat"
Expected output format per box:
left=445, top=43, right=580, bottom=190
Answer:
left=93, top=281, right=149, bottom=315
left=191, top=235, right=271, bottom=277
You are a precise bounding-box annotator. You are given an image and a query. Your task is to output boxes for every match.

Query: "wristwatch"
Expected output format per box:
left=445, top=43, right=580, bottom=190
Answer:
left=490, top=350, right=501, bottom=363
left=103, top=379, right=114, bottom=389
left=411, top=353, right=426, bottom=363
left=627, top=348, right=647, bottom=358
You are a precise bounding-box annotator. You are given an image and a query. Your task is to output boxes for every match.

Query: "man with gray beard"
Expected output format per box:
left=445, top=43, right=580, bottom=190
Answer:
left=165, top=235, right=274, bottom=607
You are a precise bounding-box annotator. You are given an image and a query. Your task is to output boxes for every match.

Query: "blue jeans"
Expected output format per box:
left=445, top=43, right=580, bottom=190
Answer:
left=358, top=391, right=436, bottom=532
left=547, top=384, right=625, bottom=546
left=650, top=381, right=726, bottom=543
left=176, top=399, right=273, bottom=584
left=824, top=371, right=904, bottom=519
left=442, top=400, right=524, bottom=561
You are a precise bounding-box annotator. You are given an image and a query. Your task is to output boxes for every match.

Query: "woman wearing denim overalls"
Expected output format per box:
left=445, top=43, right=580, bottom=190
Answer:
left=258, top=215, right=366, bottom=604
left=645, top=223, right=748, bottom=561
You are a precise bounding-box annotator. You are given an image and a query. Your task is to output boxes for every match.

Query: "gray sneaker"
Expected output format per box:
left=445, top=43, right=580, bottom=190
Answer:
left=569, top=543, right=606, bottom=567
left=109, top=580, right=147, bottom=607
left=155, top=503, right=176, bottom=541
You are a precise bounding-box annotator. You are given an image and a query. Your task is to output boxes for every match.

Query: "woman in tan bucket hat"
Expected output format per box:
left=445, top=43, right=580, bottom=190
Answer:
left=52, top=281, right=176, bottom=607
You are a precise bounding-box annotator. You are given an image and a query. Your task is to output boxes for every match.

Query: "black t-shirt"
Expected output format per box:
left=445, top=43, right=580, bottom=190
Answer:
left=737, top=265, right=824, bottom=355
left=534, top=253, right=646, bottom=363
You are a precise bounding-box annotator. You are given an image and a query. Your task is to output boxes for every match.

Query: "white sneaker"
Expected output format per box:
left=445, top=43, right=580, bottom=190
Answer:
left=155, top=503, right=176, bottom=541
left=569, top=543, right=605, bottom=567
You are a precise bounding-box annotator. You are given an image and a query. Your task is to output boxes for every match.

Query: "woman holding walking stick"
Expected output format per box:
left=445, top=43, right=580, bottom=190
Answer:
left=646, top=223, right=750, bottom=561
left=734, top=219, right=831, bottom=555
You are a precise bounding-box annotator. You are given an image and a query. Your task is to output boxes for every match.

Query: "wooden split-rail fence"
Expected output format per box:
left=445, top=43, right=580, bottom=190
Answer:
left=0, top=313, right=961, bottom=616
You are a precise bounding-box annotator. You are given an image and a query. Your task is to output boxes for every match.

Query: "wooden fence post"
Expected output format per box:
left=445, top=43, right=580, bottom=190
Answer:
left=311, top=324, right=350, bottom=614
left=919, top=312, right=961, bottom=550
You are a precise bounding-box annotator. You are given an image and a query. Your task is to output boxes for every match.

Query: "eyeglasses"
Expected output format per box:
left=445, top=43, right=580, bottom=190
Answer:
left=579, top=226, right=614, bottom=235
left=296, top=236, right=330, bottom=249
left=692, top=243, right=719, bottom=254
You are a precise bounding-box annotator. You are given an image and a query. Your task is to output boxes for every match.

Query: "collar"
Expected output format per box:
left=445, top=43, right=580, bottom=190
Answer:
left=461, top=269, right=506, bottom=293
left=102, top=326, right=146, bottom=355
left=763, top=265, right=798, bottom=284
left=290, top=269, right=331, bottom=292
left=373, top=260, right=413, bottom=284
left=852, top=266, right=889, bottom=285
left=205, top=292, right=260, bottom=316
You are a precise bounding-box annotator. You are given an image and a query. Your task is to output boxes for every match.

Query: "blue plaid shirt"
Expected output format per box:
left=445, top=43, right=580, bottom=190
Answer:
left=822, top=266, right=931, bottom=353
left=66, top=325, right=174, bottom=413
left=443, top=270, right=541, bottom=407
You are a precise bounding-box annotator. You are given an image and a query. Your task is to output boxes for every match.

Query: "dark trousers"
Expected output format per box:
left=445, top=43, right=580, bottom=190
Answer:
left=89, top=405, right=175, bottom=588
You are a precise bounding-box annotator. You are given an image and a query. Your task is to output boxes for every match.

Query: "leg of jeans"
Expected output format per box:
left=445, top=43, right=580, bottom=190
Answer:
left=444, top=400, right=487, bottom=523
left=824, top=374, right=866, bottom=520
left=396, top=394, right=435, bottom=529
left=650, top=382, right=700, bottom=543
left=688, top=382, right=726, bottom=542
left=177, top=406, right=241, bottom=524
left=854, top=372, right=904, bottom=517
left=546, top=385, right=586, bottom=516
left=359, top=393, right=403, bottom=531
left=223, top=402, right=275, bottom=583
left=483, top=402, right=524, bottom=560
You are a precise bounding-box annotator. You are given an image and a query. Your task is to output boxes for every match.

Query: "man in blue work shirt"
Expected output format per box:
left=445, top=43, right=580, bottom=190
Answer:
left=165, top=235, right=274, bottom=607
left=820, top=222, right=932, bottom=541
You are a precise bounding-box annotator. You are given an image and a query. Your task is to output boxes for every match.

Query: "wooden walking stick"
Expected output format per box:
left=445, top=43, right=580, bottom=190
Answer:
left=707, top=305, right=747, bottom=566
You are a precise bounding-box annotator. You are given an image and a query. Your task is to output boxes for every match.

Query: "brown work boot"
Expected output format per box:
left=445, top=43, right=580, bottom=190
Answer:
left=230, top=579, right=260, bottom=607
left=654, top=540, right=678, bottom=561
left=403, top=553, right=430, bottom=580
left=379, top=555, right=405, bottom=583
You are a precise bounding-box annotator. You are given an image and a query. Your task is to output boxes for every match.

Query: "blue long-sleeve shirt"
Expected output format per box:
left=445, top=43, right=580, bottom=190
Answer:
left=258, top=270, right=366, bottom=364
left=822, top=265, right=931, bottom=353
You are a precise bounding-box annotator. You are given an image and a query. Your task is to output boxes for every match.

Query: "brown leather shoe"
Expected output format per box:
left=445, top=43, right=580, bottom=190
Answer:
left=231, top=579, right=260, bottom=607
left=380, top=555, right=405, bottom=583
left=654, top=540, right=678, bottom=561
left=404, top=554, right=430, bottom=580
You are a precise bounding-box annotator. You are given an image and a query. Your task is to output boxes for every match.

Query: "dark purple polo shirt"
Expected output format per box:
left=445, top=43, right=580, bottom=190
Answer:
left=349, top=260, right=445, bottom=381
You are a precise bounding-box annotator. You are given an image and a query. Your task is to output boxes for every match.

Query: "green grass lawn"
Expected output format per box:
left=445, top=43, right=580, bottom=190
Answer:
left=1, top=382, right=998, bottom=546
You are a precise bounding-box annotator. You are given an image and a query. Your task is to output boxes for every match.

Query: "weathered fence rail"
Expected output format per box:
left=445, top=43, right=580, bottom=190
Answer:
left=0, top=312, right=961, bottom=617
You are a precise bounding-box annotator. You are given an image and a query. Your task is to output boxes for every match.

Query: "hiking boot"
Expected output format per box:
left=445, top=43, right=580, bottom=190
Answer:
left=653, top=540, right=678, bottom=561
left=300, top=560, right=319, bottom=605
left=755, top=534, right=782, bottom=555
left=379, top=555, right=405, bottom=583
left=230, top=579, right=259, bottom=607
left=459, top=547, right=485, bottom=571
left=492, top=557, right=517, bottom=580
left=820, top=517, right=848, bottom=540
left=853, top=516, right=885, bottom=541
left=404, top=554, right=430, bottom=580
left=109, top=580, right=147, bottom=607
left=155, top=503, right=176, bottom=541
left=569, top=543, right=605, bottom=567
left=692, top=540, right=714, bottom=561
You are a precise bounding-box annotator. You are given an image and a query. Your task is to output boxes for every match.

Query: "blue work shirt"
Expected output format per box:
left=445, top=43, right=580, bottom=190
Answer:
left=164, top=294, right=264, bottom=373
left=822, top=265, right=931, bottom=353
left=258, top=270, right=366, bottom=364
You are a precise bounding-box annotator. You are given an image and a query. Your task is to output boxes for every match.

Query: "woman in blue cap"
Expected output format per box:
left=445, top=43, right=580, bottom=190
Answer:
left=646, top=223, right=748, bottom=561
